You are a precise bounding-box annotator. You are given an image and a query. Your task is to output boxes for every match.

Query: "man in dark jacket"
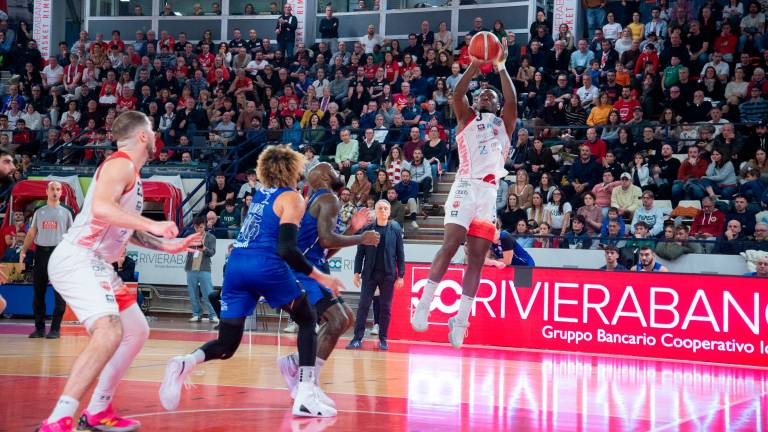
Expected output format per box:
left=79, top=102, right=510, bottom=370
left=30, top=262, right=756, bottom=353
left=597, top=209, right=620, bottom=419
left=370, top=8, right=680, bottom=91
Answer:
left=185, top=216, right=217, bottom=323
left=564, top=144, right=601, bottom=207
left=348, top=199, right=405, bottom=350
left=354, top=127, right=383, bottom=181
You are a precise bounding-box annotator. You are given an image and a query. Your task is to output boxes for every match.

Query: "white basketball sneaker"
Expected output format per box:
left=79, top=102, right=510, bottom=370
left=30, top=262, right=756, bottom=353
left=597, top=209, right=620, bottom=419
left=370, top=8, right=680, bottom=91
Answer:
left=159, top=355, right=196, bottom=410
left=280, top=355, right=336, bottom=407
left=447, top=317, right=469, bottom=349
left=292, top=367, right=337, bottom=417
left=411, top=296, right=432, bottom=332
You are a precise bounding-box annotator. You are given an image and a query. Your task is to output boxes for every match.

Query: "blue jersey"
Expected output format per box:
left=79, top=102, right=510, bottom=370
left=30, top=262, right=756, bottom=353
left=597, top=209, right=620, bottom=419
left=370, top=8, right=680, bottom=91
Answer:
left=297, top=189, right=344, bottom=269
left=234, top=187, right=293, bottom=253
left=222, top=186, right=304, bottom=315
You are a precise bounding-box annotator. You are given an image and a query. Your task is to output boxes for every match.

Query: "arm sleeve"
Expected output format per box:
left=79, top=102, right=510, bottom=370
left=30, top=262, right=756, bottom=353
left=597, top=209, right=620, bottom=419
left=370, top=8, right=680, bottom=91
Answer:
left=395, top=224, right=405, bottom=278
left=203, top=233, right=216, bottom=257
left=276, top=223, right=314, bottom=275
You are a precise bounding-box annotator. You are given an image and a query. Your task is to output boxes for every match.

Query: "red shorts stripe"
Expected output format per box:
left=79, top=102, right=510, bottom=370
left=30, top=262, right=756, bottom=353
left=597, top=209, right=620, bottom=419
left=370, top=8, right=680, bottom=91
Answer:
left=467, top=219, right=496, bottom=242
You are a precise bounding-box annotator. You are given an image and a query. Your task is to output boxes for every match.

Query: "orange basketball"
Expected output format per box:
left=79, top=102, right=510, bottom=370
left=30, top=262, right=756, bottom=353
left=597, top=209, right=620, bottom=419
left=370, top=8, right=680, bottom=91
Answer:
left=468, top=31, right=503, bottom=64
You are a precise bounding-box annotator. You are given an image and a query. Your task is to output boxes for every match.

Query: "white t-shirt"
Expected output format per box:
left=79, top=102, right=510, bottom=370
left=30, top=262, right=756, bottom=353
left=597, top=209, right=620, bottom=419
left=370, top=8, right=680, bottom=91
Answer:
left=359, top=34, right=383, bottom=54
left=43, top=64, right=64, bottom=86
left=546, top=202, right=572, bottom=230
left=246, top=59, right=268, bottom=73
left=603, top=23, right=623, bottom=41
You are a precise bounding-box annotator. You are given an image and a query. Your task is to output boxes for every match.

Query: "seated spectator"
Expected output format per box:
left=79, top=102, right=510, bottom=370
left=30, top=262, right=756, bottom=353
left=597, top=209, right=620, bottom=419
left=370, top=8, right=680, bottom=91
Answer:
left=385, top=145, right=406, bottom=185
left=592, top=171, right=621, bottom=214
left=404, top=149, right=433, bottom=203
left=527, top=192, right=549, bottom=229
left=532, top=222, right=559, bottom=248
left=701, top=149, right=738, bottom=199
left=713, top=219, right=748, bottom=255
left=561, top=215, right=592, bottom=249
left=727, top=194, right=757, bottom=237
left=672, top=145, right=710, bottom=204
left=498, top=194, right=526, bottom=233
left=511, top=219, right=535, bottom=248
left=393, top=169, right=419, bottom=229
left=385, top=188, right=406, bottom=226
left=218, top=199, right=241, bottom=239
left=689, top=196, right=726, bottom=243
left=745, top=256, right=768, bottom=277
left=631, top=190, right=665, bottom=237
left=207, top=173, right=235, bottom=214
left=337, top=188, right=358, bottom=231
left=350, top=169, right=372, bottom=206
left=545, top=188, right=572, bottom=235
left=576, top=192, right=603, bottom=235
left=352, top=127, right=382, bottom=181
left=600, top=217, right=627, bottom=248
left=334, top=128, right=359, bottom=181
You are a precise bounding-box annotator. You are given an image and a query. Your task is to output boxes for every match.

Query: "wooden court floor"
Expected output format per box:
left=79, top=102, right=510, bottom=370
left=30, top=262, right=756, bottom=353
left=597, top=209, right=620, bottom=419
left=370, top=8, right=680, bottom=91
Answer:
left=1, top=322, right=767, bottom=431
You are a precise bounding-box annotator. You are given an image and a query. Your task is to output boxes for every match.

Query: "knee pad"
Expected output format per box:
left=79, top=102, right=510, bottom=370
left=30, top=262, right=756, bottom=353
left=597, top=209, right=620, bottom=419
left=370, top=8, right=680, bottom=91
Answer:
left=284, top=294, right=317, bottom=328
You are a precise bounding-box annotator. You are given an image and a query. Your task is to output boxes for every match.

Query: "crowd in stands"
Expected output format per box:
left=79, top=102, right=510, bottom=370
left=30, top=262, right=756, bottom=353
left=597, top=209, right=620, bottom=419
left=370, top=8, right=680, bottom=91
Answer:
left=0, top=1, right=766, bottom=270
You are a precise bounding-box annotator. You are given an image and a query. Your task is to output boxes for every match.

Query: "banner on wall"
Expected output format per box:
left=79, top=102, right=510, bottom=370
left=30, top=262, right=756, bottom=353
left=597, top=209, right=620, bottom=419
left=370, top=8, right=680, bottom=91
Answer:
left=285, top=0, right=306, bottom=44
left=389, top=264, right=768, bottom=368
left=552, top=0, right=579, bottom=41
left=32, top=0, right=52, bottom=58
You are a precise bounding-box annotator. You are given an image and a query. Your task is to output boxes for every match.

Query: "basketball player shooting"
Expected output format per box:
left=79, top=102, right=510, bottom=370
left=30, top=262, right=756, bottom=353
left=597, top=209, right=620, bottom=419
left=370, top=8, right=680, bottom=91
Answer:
left=38, top=111, right=202, bottom=432
left=411, top=35, right=517, bottom=348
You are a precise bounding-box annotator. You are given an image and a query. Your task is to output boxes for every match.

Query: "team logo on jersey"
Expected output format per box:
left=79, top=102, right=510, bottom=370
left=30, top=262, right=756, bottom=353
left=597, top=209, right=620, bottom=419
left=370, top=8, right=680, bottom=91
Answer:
left=493, top=117, right=503, bottom=126
left=100, top=281, right=113, bottom=292
left=476, top=124, right=485, bottom=130
left=452, top=201, right=460, bottom=209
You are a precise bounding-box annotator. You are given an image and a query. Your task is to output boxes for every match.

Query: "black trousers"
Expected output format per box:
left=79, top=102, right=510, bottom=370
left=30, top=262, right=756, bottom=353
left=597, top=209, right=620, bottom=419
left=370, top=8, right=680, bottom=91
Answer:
left=33, top=246, right=65, bottom=332
left=354, top=271, right=395, bottom=341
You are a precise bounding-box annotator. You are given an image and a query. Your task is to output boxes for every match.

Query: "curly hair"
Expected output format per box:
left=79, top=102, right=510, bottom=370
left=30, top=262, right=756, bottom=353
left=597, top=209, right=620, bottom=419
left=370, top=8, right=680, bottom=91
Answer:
left=256, top=145, right=305, bottom=189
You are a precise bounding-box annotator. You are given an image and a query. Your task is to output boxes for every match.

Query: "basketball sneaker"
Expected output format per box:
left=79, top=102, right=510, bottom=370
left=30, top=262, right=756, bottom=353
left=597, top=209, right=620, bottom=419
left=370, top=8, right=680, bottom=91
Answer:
left=35, top=416, right=73, bottom=432
left=278, top=354, right=336, bottom=408
left=411, top=296, right=431, bottom=332
left=447, top=317, right=469, bottom=349
left=78, top=404, right=140, bottom=431
left=159, top=355, right=196, bottom=410
left=292, top=367, right=337, bottom=417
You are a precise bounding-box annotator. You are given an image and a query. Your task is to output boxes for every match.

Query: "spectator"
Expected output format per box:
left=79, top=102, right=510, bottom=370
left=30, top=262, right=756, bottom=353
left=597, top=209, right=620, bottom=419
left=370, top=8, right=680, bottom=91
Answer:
left=385, top=145, right=406, bottom=185
left=338, top=188, right=358, bottom=231
left=498, top=194, right=526, bottom=233
left=353, top=128, right=383, bottom=181
left=545, top=188, right=572, bottom=235
left=564, top=145, right=602, bottom=206
left=349, top=170, right=372, bottom=206
left=672, top=146, right=709, bottom=204
left=185, top=216, right=218, bottom=323
left=318, top=6, right=339, bottom=52
left=689, top=196, right=726, bottom=244
left=385, top=188, right=406, bottom=225
left=393, top=169, right=419, bottom=229
left=714, top=219, right=748, bottom=255
left=533, top=222, right=559, bottom=248
left=275, top=4, right=298, bottom=58
left=631, top=190, right=665, bottom=236
left=577, top=191, right=603, bottom=234
left=561, top=215, right=593, bottom=249
left=656, top=224, right=698, bottom=260
left=371, top=169, right=392, bottom=201
left=404, top=149, right=433, bottom=203
left=218, top=199, right=241, bottom=238
left=740, top=87, right=768, bottom=123
left=727, top=194, right=758, bottom=236
left=348, top=199, right=404, bottom=351
left=360, top=25, right=382, bottom=54
left=701, top=148, right=738, bottom=199
left=207, top=173, right=235, bottom=214
left=335, top=128, right=359, bottom=181
left=600, top=212, right=627, bottom=246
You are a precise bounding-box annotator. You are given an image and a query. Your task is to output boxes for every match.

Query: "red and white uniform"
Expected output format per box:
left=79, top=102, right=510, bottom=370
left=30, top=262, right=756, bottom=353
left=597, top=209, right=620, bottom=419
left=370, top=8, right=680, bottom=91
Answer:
left=49, top=151, right=143, bottom=323
left=445, top=112, right=510, bottom=241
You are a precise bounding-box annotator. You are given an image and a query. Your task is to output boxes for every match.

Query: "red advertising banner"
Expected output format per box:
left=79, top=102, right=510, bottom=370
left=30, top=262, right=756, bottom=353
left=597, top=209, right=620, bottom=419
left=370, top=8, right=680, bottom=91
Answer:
left=389, top=264, right=768, bottom=368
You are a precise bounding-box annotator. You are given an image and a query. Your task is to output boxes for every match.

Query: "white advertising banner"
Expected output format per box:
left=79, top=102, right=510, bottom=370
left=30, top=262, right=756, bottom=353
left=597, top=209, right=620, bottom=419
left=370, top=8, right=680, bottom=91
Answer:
left=127, top=241, right=748, bottom=290
left=32, top=0, right=52, bottom=58
left=286, top=0, right=306, bottom=44
left=552, top=0, right=579, bottom=43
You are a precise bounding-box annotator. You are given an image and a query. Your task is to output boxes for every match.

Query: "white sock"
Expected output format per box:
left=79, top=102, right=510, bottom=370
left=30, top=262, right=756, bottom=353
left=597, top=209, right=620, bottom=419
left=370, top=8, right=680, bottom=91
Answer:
left=315, top=358, right=325, bottom=383
left=298, top=366, right=315, bottom=383
left=455, top=295, right=474, bottom=325
left=188, top=349, right=206, bottom=365
left=48, top=395, right=78, bottom=423
left=87, top=304, right=149, bottom=414
left=419, top=280, right=439, bottom=306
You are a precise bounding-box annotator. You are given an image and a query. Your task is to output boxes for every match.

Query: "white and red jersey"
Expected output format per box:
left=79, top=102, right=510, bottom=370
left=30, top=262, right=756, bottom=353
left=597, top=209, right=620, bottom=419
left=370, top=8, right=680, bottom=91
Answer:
left=63, top=151, right=144, bottom=263
left=455, top=112, right=510, bottom=182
